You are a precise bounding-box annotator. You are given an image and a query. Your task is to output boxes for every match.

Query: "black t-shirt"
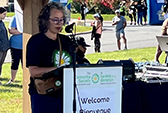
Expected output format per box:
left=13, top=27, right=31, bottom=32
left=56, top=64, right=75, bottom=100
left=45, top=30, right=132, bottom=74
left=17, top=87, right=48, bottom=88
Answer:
left=26, top=33, right=73, bottom=95
left=136, top=4, right=143, bottom=12
left=26, top=33, right=73, bottom=67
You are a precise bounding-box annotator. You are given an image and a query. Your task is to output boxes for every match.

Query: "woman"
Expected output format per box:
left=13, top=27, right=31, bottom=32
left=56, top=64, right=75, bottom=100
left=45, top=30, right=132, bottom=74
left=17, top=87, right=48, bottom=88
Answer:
left=128, top=1, right=136, bottom=25
left=136, top=1, right=143, bottom=25
left=91, top=13, right=103, bottom=52
left=80, top=1, right=87, bottom=20
left=7, top=15, right=23, bottom=84
left=142, top=0, right=147, bottom=25
left=26, top=2, right=73, bottom=113
left=0, top=7, right=10, bottom=85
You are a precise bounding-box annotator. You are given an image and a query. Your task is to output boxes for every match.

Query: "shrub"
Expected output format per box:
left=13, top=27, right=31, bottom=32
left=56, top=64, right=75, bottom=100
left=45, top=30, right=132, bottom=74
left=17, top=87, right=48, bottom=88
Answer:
left=71, top=1, right=113, bottom=14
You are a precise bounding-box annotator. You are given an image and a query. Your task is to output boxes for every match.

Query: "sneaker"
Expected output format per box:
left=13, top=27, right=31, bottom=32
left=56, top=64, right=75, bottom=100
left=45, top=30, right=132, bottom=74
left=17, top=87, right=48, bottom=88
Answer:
left=124, top=46, right=127, bottom=50
left=134, top=23, right=136, bottom=25
left=6, top=80, right=13, bottom=84
left=130, top=22, right=132, bottom=25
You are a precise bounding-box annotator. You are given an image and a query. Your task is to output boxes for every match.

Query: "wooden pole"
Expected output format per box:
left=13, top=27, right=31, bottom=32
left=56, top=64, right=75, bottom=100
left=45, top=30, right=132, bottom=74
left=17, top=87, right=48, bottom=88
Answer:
left=22, top=0, right=49, bottom=112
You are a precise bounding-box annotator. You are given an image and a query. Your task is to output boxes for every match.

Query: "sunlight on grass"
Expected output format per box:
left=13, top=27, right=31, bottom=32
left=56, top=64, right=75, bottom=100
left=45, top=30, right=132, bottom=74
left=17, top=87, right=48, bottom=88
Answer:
left=0, top=64, right=23, bottom=113
left=71, top=13, right=130, bottom=21
left=86, top=47, right=167, bottom=64
left=6, top=12, right=15, bottom=17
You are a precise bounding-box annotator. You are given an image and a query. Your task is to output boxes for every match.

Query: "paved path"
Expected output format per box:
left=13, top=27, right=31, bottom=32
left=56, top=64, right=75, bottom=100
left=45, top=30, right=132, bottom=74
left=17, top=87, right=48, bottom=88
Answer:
left=4, top=18, right=162, bottom=63
left=78, top=22, right=162, bottom=54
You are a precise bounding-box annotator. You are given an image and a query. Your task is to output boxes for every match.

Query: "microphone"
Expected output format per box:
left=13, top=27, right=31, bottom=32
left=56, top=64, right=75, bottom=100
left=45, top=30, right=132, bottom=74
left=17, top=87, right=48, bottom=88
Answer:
left=65, top=22, right=75, bottom=33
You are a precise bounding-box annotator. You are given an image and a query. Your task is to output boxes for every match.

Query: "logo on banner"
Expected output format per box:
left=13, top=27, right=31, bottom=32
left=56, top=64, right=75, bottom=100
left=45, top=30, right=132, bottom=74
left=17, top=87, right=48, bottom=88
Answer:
left=77, top=72, right=116, bottom=85
left=92, top=74, right=100, bottom=83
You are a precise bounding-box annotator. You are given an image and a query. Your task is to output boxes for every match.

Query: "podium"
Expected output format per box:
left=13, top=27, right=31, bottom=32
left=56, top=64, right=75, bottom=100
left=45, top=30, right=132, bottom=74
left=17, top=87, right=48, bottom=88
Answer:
left=97, top=59, right=135, bottom=82
left=63, top=64, right=123, bottom=113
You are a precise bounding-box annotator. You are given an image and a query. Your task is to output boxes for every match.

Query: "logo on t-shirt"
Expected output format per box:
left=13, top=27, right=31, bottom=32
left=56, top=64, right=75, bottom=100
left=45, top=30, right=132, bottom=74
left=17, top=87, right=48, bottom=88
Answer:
left=52, top=50, right=72, bottom=67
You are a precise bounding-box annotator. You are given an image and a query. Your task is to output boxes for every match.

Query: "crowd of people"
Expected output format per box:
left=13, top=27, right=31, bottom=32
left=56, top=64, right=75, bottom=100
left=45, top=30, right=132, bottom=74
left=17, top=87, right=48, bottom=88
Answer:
left=88, top=0, right=148, bottom=52
left=119, top=0, right=148, bottom=26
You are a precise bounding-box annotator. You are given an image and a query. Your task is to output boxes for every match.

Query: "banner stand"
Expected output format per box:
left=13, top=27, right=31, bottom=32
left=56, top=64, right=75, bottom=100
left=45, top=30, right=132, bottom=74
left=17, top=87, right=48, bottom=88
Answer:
left=147, top=0, right=164, bottom=25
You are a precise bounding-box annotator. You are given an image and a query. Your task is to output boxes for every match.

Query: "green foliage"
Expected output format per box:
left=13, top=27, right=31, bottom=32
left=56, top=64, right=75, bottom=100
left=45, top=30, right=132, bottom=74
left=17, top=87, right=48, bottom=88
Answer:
left=112, top=0, right=120, bottom=10
left=71, top=1, right=114, bottom=14
left=96, top=3, right=113, bottom=14
left=71, top=1, right=81, bottom=13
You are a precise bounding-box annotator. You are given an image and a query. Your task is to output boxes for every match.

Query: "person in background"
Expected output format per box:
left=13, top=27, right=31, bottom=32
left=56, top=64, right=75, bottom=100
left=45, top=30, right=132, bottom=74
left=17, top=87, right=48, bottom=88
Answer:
left=26, top=2, right=73, bottom=113
left=128, top=1, right=136, bottom=25
left=80, top=1, right=87, bottom=20
left=141, top=0, right=147, bottom=25
left=136, top=1, right=143, bottom=26
left=155, top=18, right=168, bottom=63
left=112, top=9, right=127, bottom=50
left=76, top=37, right=90, bottom=64
left=91, top=13, right=103, bottom=52
left=0, top=7, right=10, bottom=85
left=119, top=1, right=126, bottom=16
left=91, top=10, right=103, bottom=40
left=7, top=15, right=23, bottom=84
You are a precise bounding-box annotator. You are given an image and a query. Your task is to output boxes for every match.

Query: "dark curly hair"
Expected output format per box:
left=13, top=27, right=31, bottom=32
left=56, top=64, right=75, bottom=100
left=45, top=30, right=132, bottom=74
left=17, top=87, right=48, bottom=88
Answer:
left=37, top=1, right=68, bottom=33
left=0, top=7, right=7, bottom=14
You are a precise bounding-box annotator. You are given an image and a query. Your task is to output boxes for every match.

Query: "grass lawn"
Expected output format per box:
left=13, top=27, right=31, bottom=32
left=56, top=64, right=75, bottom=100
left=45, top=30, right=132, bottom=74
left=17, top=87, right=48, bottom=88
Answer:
left=71, top=13, right=130, bottom=21
left=7, top=12, right=130, bottom=21
left=6, top=12, right=15, bottom=17
left=0, top=64, right=23, bottom=113
left=0, top=47, right=167, bottom=113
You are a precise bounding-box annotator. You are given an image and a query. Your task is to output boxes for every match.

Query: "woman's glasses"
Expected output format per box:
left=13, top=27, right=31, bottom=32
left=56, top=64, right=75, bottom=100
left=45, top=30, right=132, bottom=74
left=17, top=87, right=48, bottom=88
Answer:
left=49, top=18, right=65, bottom=24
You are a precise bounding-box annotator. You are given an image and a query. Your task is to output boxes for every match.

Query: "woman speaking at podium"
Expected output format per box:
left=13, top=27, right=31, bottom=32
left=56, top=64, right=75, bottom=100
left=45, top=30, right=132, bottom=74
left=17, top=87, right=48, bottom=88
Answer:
left=26, top=2, right=73, bottom=113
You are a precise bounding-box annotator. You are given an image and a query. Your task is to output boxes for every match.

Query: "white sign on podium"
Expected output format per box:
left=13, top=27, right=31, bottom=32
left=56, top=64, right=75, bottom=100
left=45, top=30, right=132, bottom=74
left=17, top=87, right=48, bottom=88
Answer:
left=63, top=66, right=122, bottom=113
